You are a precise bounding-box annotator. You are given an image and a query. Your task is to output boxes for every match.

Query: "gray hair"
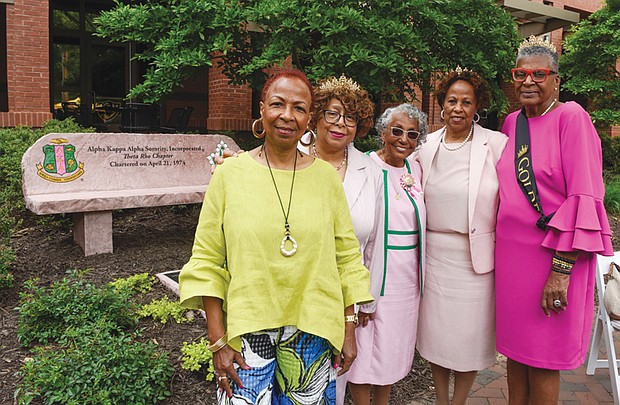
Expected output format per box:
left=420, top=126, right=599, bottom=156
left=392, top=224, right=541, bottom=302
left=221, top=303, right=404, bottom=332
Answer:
left=375, top=103, right=428, bottom=150
left=516, top=45, right=559, bottom=72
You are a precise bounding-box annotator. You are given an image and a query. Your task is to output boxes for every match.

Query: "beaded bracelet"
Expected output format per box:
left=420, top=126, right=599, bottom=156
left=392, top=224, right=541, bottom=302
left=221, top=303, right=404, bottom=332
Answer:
left=552, top=266, right=572, bottom=276
left=553, top=253, right=575, bottom=265
left=208, top=332, right=228, bottom=353
left=552, top=257, right=573, bottom=270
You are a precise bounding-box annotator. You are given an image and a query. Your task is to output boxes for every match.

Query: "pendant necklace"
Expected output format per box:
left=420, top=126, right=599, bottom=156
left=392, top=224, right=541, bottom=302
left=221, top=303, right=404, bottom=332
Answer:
left=441, top=124, right=474, bottom=151
left=540, top=98, right=557, bottom=116
left=311, top=143, right=348, bottom=171
left=387, top=164, right=408, bottom=200
left=263, top=144, right=298, bottom=257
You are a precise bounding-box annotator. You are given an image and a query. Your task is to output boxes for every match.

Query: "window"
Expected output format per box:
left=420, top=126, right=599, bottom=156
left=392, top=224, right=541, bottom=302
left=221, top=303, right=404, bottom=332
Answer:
left=0, top=4, right=7, bottom=112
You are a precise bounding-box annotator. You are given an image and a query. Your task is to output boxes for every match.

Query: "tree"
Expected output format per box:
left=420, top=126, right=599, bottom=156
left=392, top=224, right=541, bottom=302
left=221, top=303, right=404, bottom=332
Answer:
left=96, top=0, right=519, bottom=112
left=561, top=0, right=620, bottom=129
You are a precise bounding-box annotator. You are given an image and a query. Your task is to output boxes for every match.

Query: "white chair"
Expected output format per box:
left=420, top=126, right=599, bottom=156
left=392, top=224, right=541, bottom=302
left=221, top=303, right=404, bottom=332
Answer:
left=586, top=251, right=620, bottom=405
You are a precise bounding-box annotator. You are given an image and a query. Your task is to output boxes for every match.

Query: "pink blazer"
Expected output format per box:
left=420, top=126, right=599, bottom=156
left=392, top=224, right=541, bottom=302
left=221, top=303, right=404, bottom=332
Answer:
left=418, top=123, right=507, bottom=274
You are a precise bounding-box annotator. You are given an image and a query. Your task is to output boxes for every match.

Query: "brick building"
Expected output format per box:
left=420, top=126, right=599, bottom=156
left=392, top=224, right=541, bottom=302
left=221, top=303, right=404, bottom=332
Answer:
left=0, top=0, right=608, bottom=132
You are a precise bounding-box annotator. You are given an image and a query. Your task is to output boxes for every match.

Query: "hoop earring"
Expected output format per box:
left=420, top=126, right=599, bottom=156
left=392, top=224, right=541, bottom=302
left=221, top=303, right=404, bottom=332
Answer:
left=440, top=110, right=444, bottom=120
left=473, top=113, right=480, bottom=123
left=252, top=118, right=265, bottom=139
left=299, top=129, right=315, bottom=147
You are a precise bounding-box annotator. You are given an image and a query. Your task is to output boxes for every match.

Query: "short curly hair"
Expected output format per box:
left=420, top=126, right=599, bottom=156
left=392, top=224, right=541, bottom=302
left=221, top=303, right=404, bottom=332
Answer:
left=375, top=104, right=428, bottom=151
left=434, top=70, right=491, bottom=111
left=309, top=77, right=375, bottom=138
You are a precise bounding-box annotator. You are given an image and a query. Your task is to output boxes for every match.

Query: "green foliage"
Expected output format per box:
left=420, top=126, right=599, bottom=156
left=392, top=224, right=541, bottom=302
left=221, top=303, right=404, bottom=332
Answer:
left=15, top=271, right=173, bottom=404
left=16, top=332, right=173, bottom=405
left=180, top=337, right=215, bottom=381
left=96, top=0, right=518, bottom=112
left=562, top=3, right=620, bottom=129
left=108, top=272, right=155, bottom=294
left=600, top=132, right=620, bottom=175
left=16, top=272, right=138, bottom=346
left=353, top=134, right=382, bottom=153
left=138, top=296, right=193, bottom=324
left=605, top=175, right=620, bottom=215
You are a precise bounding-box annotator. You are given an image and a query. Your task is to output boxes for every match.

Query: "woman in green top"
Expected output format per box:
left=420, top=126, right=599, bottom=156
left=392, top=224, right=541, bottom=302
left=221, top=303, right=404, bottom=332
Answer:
left=179, top=69, right=372, bottom=405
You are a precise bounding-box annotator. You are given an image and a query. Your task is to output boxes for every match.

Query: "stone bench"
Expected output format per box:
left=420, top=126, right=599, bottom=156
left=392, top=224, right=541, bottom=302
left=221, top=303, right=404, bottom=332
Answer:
left=21, top=132, right=237, bottom=256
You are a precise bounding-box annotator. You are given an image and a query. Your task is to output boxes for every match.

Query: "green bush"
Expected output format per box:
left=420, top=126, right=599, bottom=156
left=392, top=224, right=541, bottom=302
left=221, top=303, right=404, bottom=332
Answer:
left=15, top=271, right=174, bottom=404
left=138, top=296, right=193, bottom=324
left=180, top=337, right=215, bottom=381
left=604, top=176, right=620, bottom=215
left=16, top=332, right=173, bottom=405
left=108, top=272, right=155, bottom=294
left=601, top=132, right=620, bottom=176
left=16, top=272, right=138, bottom=346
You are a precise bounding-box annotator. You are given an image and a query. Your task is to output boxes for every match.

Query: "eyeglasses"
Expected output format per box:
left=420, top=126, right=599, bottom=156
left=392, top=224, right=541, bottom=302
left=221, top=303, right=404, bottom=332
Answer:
left=323, top=110, right=359, bottom=127
left=390, top=127, right=420, bottom=141
left=511, top=68, right=557, bottom=83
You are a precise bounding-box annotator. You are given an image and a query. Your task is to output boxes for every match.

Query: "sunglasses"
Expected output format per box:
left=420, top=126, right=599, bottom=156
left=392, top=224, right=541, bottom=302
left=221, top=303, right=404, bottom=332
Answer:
left=511, top=68, right=557, bottom=83
left=390, top=127, right=420, bottom=141
left=323, top=110, right=359, bottom=127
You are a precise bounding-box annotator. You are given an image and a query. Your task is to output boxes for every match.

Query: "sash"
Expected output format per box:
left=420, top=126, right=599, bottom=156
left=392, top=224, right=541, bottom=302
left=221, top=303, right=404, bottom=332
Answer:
left=515, top=108, right=554, bottom=230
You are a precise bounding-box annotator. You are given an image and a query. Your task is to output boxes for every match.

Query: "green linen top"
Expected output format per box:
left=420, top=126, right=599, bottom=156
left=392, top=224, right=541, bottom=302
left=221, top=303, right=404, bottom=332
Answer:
left=179, top=152, right=373, bottom=352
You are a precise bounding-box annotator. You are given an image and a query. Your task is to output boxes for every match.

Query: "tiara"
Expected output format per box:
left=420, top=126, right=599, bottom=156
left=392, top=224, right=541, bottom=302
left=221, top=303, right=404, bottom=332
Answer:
left=317, top=74, right=361, bottom=93
left=518, top=35, right=557, bottom=53
left=453, top=65, right=470, bottom=75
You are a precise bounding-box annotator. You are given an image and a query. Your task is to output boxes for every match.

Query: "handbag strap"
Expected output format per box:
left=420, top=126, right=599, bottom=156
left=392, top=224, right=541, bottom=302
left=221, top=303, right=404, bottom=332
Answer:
left=515, top=108, right=555, bottom=230
left=609, top=262, right=620, bottom=277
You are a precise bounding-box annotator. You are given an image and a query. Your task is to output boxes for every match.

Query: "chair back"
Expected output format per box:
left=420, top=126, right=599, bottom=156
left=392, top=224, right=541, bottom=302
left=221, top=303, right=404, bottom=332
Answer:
left=165, top=107, right=186, bottom=128
left=121, top=102, right=153, bottom=133
left=597, top=252, right=620, bottom=321
left=177, top=106, right=193, bottom=132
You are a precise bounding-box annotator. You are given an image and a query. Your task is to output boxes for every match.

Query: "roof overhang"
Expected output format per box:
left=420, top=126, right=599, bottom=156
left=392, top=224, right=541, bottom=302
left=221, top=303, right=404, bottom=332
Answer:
left=497, top=0, right=580, bottom=36
left=0, top=0, right=15, bottom=3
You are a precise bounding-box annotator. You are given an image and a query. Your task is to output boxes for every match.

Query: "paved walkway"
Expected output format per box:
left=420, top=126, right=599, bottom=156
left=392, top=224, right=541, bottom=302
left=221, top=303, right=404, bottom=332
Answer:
left=466, top=335, right=617, bottom=405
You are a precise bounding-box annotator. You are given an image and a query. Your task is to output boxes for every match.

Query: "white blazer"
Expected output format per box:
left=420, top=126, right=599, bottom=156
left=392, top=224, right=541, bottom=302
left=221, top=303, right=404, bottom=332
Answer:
left=418, top=123, right=507, bottom=274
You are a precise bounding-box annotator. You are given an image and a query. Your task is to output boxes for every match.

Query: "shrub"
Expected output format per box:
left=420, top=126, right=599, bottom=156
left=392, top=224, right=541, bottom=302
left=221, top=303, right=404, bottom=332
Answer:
left=600, top=132, right=620, bottom=176
left=138, top=296, right=193, bottom=324
left=15, top=271, right=174, bottom=404
left=604, top=175, right=620, bottom=215
left=16, top=332, right=173, bottom=405
left=180, top=337, right=215, bottom=381
left=108, top=272, right=155, bottom=294
left=16, top=272, right=138, bottom=346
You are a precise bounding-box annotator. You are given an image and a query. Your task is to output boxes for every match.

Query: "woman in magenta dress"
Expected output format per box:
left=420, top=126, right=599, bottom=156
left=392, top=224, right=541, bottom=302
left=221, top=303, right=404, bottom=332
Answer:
left=495, top=36, right=613, bottom=404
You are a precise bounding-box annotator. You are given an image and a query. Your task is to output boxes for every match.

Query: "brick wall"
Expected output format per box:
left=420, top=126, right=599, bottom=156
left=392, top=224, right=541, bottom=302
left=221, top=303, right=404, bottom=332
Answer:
left=206, top=57, right=253, bottom=131
left=0, top=0, right=52, bottom=127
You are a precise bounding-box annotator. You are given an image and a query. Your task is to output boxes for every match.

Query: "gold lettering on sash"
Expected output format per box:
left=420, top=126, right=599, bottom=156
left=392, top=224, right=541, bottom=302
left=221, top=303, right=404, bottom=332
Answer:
left=517, top=156, right=541, bottom=211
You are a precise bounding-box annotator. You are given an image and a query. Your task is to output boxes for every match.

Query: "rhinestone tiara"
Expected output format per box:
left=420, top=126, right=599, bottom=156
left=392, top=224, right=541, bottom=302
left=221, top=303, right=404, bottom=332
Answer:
left=317, top=74, right=361, bottom=93
left=453, top=65, right=469, bottom=75
left=518, top=35, right=557, bottom=53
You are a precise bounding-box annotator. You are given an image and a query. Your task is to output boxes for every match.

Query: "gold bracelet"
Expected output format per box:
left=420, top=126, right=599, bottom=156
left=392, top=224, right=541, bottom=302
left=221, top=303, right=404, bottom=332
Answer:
left=208, top=332, right=228, bottom=353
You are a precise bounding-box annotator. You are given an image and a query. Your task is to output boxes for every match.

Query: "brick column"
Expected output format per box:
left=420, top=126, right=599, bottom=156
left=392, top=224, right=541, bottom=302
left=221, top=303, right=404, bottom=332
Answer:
left=206, top=57, right=252, bottom=131
left=0, top=0, right=52, bottom=128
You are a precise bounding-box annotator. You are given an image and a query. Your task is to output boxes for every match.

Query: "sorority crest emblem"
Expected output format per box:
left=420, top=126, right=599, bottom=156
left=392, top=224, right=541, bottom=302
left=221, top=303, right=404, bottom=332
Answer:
left=36, top=138, right=85, bottom=183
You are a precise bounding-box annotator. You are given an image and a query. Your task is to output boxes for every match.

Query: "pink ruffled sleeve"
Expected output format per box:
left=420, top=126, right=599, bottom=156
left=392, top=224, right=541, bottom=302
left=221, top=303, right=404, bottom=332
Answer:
left=541, top=103, right=613, bottom=255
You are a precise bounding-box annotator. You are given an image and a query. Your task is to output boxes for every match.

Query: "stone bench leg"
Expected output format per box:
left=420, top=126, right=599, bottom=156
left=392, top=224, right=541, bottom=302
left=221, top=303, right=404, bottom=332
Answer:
left=72, top=211, right=113, bottom=256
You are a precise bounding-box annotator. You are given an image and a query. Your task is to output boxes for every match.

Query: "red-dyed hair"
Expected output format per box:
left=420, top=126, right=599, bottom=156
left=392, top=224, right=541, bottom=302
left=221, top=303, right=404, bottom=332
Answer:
left=261, top=69, right=314, bottom=108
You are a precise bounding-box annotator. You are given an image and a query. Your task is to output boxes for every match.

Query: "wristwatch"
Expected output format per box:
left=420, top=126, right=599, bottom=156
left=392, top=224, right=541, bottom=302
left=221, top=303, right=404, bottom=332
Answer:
left=345, top=314, right=358, bottom=326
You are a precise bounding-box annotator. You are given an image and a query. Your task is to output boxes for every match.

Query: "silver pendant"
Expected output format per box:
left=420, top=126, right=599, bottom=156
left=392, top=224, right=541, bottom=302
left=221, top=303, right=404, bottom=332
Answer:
left=280, top=234, right=298, bottom=257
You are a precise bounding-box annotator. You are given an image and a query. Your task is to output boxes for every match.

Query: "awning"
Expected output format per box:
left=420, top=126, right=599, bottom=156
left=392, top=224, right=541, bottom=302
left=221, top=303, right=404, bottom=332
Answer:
left=497, top=0, right=580, bottom=37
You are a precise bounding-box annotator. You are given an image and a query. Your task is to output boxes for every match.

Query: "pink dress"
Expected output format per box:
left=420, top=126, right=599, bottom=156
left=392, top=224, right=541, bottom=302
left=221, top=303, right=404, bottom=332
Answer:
left=345, top=152, right=425, bottom=385
left=495, top=101, right=613, bottom=369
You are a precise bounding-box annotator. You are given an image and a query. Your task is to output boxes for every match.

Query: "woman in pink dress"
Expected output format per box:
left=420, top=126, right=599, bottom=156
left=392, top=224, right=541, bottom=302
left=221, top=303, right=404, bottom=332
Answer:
left=345, top=103, right=427, bottom=405
left=495, top=36, right=613, bottom=404
left=416, top=68, right=506, bottom=405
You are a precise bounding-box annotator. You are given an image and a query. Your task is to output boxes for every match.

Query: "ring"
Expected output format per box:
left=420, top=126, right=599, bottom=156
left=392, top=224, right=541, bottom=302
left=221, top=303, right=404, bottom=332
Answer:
left=218, top=376, right=228, bottom=382
left=553, top=299, right=562, bottom=308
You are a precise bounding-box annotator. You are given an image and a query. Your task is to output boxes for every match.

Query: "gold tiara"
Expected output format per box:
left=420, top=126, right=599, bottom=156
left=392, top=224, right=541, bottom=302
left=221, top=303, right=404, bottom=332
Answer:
left=453, top=65, right=470, bottom=75
left=317, top=74, right=361, bottom=93
left=518, top=35, right=557, bottom=53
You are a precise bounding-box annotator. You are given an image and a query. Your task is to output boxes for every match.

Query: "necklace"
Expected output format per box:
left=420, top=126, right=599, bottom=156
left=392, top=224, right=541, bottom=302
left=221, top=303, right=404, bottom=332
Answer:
left=441, top=124, right=474, bottom=151
left=263, top=144, right=298, bottom=257
left=311, top=143, right=348, bottom=171
left=387, top=165, right=407, bottom=200
left=540, top=98, right=557, bottom=116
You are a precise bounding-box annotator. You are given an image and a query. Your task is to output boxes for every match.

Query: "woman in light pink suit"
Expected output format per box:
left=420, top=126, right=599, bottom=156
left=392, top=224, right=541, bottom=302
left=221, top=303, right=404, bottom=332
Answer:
left=416, top=68, right=506, bottom=405
left=345, top=103, right=427, bottom=405
left=495, top=37, right=613, bottom=404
